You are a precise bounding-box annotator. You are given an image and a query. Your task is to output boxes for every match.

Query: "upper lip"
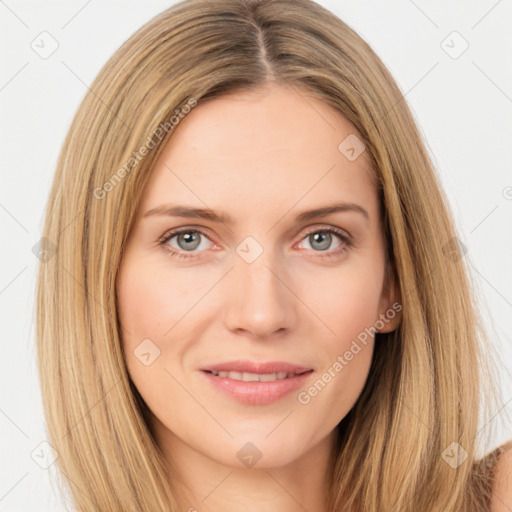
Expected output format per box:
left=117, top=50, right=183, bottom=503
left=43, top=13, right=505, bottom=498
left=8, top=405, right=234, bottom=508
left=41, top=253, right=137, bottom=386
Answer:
left=200, top=360, right=313, bottom=375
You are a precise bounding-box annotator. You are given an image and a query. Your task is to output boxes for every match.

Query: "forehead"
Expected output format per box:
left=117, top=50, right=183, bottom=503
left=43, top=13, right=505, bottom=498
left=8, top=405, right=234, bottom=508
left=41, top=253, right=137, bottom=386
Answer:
left=137, top=83, right=378, bottom=221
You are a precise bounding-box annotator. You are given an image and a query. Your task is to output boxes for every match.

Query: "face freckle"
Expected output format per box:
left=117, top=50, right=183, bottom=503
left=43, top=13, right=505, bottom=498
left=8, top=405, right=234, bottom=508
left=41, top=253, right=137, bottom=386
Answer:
left=116, top=82, right=400, bottom=474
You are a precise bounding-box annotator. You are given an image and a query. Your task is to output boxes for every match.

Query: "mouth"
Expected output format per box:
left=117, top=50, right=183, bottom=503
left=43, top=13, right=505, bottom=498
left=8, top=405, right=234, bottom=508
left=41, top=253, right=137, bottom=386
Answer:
left=199, top=361, right=314, bottom=405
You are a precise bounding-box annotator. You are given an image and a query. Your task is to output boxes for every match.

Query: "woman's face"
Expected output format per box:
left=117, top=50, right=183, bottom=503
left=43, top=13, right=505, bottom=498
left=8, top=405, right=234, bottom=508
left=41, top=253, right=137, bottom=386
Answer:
left=116, top=83, right=400, bottom=470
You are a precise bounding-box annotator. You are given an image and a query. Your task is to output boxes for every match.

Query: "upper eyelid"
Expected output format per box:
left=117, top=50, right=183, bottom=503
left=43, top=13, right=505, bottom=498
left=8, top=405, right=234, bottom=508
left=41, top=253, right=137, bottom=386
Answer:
left=300, top=224, right=351, bottom=238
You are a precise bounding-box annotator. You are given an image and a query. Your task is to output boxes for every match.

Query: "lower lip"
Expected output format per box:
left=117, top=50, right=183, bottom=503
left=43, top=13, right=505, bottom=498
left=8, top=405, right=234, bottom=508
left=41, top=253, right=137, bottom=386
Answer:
left=200, top=370, right=313, bottom=405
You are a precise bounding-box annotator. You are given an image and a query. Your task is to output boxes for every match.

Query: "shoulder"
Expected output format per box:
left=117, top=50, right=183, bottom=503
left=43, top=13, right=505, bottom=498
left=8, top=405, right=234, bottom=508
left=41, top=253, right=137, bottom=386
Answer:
left=490, top=440, right=512, bottom=512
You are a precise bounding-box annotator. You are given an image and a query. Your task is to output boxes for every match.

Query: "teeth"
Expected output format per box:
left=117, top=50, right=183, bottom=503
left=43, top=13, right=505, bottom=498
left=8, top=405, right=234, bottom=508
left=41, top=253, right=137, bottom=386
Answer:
left=209, top=370, right=296, bottom=381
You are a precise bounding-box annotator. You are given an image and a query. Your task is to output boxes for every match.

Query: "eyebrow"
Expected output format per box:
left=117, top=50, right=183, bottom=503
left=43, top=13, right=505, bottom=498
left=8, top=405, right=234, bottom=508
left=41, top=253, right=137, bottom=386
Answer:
left=143, top=202, right=370, bottom=224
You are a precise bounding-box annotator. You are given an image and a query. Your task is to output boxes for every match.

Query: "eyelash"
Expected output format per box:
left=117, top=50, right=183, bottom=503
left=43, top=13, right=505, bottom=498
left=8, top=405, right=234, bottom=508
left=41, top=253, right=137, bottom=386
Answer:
left=157, top=225, right=353, bottom=261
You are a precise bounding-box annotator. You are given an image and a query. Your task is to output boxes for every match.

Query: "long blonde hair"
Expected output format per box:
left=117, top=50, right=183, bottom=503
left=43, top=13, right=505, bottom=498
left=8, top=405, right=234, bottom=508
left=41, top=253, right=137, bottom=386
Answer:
left=35, top=0, right=507, bottom=509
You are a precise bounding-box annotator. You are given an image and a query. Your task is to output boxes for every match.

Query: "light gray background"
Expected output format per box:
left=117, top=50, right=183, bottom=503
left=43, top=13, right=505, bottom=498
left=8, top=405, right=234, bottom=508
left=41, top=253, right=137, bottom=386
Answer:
left=1, top=1, right=511, bottom=510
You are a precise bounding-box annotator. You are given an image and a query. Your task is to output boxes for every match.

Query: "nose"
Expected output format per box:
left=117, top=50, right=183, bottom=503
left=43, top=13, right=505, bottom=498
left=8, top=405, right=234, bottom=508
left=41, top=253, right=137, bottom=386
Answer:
left=222, top=248, right=298, bottom=339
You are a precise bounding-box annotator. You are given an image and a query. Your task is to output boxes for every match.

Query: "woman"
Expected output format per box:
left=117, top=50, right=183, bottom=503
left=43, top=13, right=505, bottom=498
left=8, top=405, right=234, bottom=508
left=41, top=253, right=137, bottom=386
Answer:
left=35, top=0, right=512, bottom=510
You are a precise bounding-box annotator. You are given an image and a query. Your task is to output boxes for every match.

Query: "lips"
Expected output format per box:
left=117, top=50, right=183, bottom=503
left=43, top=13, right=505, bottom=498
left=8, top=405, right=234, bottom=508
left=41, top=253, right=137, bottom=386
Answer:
left=199, top=360, right=314, bottom=405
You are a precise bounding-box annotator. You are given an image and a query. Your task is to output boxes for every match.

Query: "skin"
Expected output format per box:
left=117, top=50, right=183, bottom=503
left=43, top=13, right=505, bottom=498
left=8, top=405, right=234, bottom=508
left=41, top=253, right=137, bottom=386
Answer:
left=116, top=82, right=401, bottom=512
left=491, top=443, right=512, bottom=511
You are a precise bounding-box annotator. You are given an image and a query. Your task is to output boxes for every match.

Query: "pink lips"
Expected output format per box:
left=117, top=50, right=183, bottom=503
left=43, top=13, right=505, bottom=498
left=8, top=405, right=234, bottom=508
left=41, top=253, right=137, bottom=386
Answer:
left=200, top=359, right=314, bottom=405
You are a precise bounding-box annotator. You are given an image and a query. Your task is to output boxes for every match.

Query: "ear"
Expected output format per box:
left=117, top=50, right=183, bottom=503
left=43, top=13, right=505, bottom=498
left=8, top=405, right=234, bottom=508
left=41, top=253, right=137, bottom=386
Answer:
left=376, top=262, right=402, bottom=334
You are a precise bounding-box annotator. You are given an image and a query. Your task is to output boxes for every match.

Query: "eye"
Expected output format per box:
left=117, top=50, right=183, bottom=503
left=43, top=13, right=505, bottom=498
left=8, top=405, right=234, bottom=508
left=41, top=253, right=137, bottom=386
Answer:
left=297, top=226, right=353, bottom=257
left=158, top=228, right=213, bottom=260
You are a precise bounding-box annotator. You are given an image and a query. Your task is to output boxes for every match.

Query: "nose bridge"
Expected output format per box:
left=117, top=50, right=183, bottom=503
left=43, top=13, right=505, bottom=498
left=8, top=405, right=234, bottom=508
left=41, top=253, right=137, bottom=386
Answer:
left=222, top=238, right=296, bottom=337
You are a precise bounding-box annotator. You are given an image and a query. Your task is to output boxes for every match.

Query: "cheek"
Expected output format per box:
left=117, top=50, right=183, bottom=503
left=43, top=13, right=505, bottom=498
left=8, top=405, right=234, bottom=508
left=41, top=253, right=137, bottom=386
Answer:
left=117, top=274, right=164, bottom=343
left=297, top=263, right=383, bottom=407
left=117, top=259, right=203, bottom=345
left=116, top=258, right=215, bottom=403
left=303, top=261, right=384, bottom=343
left=297, top=292, right=377, bottom=423
left=316, top=285, right=377, bottom=377
left=116, top=256, right=177, bottom=383
left=116, top=261, right=182, bottom=419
